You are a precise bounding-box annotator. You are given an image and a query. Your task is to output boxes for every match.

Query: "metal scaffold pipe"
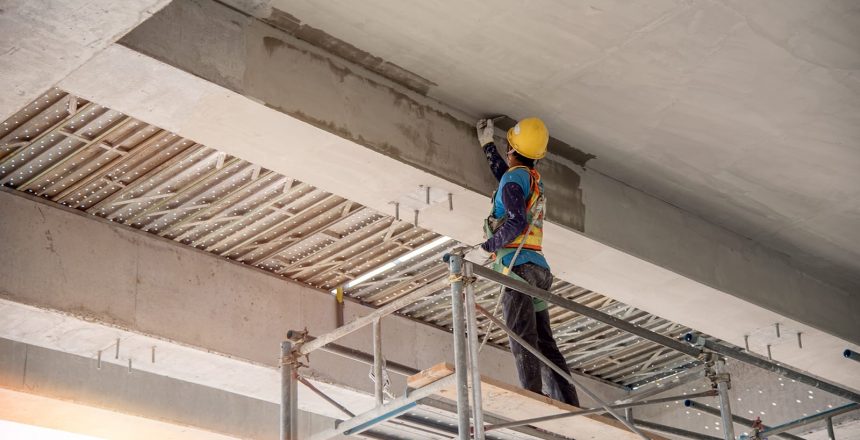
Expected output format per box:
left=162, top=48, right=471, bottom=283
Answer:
left=470, top=264, right=702, bottom=358
left=286, top=332, right=418, bottom=376
left=685, top=334, right=860, bottom=403
left=634, top=420, right=723, bottom=440
left=296, top=280, right=442, bottom=356
left=463, top=262, right=486, bottom=440
left=280, top=341, right=298, bottom=440
left=684, top=399, right=805, bottom=440
left=714, top=358, right=735, bottom=440
left=448, top=254, right=471, bottom=440
left=486, top=390, right=717, bottom=431
left=474, top=302, right=651, bottom=439
left=757, top=403, right=859, bottom=438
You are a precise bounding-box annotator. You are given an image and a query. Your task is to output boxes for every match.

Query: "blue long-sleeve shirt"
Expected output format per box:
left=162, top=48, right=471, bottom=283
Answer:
left=481, top=143, right=549, bottom=270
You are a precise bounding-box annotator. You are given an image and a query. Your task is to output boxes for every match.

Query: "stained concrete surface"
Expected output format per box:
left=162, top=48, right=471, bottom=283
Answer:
left=0, top=0, right=172, bottom=121
left=264, top=0, right=860, bottom=294
left=0, top=338, right=283, bottom=439
left=0, top=189, right=625, bottom=409
left=68, top=0, right=860, bottom=390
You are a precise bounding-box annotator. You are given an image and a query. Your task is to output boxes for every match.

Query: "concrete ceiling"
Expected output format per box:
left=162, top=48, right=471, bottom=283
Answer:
left=0, top=89, right=701, bottom=389
left=262, top=0, right=860, bottom=292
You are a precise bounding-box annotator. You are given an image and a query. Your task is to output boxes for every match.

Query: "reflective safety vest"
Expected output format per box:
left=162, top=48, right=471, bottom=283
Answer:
left=485, top=166, right=545, bottom=255
left=483, top=166, right=548, bottom=312
left=503, top=167, right=544, bottom=252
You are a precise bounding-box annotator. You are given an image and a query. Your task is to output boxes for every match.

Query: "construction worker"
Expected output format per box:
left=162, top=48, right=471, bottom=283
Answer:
left=468, top=117, right=580, bottom=406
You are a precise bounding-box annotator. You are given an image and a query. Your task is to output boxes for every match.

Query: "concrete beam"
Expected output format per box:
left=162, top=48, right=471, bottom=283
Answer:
left=0, top=338, right=343, bottom=440
left=0, top=189, right=625, bottom=411
left=0, top=0, right=172, bottom=121
left=53, top=0, right=859, bottom=390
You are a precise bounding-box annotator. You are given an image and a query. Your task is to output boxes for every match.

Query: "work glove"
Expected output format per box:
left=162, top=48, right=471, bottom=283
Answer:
left=464, top=244, right=494, bottom=266
left=476, top=118, right=495, bottom=147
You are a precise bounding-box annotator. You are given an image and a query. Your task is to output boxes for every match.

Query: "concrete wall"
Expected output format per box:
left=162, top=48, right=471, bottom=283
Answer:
left=0, top=189, right=624, bottom=409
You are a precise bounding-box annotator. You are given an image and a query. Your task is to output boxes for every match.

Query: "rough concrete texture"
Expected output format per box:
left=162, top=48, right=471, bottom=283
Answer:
left=263, top=0, right=860, bottom=296
left=0, top=389, right=238, bottom=440
left=635, top=359, right=860, bottom=439
left=55, top=0, right=860, bottom=389
left=0, top=0, right=172, bottom=121
left=0, top=338, right=296, bottom=439
left=0, top=190, right=625, bottom=410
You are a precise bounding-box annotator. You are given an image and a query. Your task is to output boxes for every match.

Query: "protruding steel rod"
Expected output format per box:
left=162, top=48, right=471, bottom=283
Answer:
left=463, top=262, right=485, bottom=440
left=758, top=403, right=859, bottom=437
left=475, top=303, right=650, bottom=439
left=685, top=399, right=805, bottom=440
left=486, top=390, right=717, bottom=431
left=826, top=417, right=836, bottom=440
left=280, top=341, right=298, bottom=440
left=372, top=319, right=384, bottom=406
left=714, top=358, right=735, bottom=440
left=449, top=254, right=471, bottom=439
left=685, top=334, right=860, bottom=403
left=845, top=349, right=860, bottom=363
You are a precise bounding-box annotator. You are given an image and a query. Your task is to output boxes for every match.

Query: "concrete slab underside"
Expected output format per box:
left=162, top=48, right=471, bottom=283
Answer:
left=262, top=0, right=860, bottom=295
left=51, top=0, right=858, bottom=390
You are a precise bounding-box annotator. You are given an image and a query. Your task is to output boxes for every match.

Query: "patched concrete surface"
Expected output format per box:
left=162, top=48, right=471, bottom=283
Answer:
left=264, top=0, right=860, bottom=294
left=51, top=0, right=859, bottom=389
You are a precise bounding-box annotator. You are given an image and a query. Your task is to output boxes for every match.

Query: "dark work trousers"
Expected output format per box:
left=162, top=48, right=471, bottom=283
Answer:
left=502, top=263, right=580, bottom=406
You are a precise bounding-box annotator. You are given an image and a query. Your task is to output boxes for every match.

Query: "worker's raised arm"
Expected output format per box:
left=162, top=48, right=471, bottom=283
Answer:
left=476, top=119, right=508, bottom=181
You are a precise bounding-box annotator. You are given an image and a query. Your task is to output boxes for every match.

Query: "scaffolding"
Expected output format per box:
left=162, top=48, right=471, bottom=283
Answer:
left=279, top=251, right=860, bottom=440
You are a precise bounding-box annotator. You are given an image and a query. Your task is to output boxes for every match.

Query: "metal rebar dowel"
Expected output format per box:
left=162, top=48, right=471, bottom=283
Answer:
left=684, top=334, right=860, bottom=403
left=372, top=319, right=384, bottom=406
left=684, top=399, right=805, bottom=440
left=470, top=264, right=701, bottom=358
left=758, top=403, right=859, bottom=437
left=474, top=303, right=650, bottom=440
left=634, top=420, right=723, bottom=440
left=449, top=254, right=471, bottom=440
left=826, top=417, right=836, bottom=440
left=463, top=262, right=486, bottom=440
left=280, top=341, right=298, bottom=440
left=485, top=390, right=718, bottom=431
left=714, top=358, right=735, bottom=440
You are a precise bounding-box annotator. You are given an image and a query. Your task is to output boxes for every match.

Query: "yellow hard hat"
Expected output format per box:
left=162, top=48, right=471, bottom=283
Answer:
left=506, top=117, right=548, bottom=160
